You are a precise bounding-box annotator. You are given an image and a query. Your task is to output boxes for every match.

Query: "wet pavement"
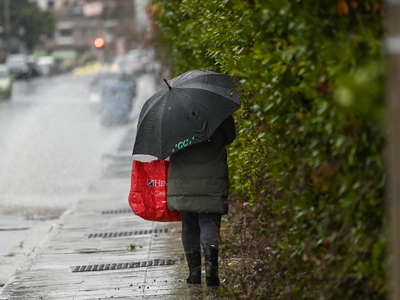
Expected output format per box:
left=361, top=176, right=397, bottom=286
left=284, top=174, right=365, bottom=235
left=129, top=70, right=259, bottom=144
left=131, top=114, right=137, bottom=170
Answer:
left=0, top=125, right=220, bottom=299
left=0, top=73, right=141, bottom=285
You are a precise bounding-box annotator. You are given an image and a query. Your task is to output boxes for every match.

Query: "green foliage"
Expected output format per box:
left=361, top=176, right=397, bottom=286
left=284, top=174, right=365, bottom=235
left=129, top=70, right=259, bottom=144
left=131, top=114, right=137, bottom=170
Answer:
left=152, top=0, right=386, bottom=298
left=0, top=0, right=56, bottom=51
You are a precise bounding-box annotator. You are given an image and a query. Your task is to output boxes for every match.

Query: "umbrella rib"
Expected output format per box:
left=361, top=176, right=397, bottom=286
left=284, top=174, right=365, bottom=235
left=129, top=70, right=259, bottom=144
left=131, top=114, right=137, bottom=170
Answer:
left=156, top=94, right=169, bottom=158
left=136, top=88, right=166, bottom=130
left=176, top=88, right=237, bottom=121
left=172, top=72, right=236, bottom=93
left=134, top=93, right=167, bottom=158
left=176, top=89, right=223, bottom=124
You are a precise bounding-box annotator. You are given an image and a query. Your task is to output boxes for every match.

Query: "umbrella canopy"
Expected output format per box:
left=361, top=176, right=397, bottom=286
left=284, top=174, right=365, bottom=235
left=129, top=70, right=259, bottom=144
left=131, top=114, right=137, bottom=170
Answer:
left=132, top=69, right=241, bottom=160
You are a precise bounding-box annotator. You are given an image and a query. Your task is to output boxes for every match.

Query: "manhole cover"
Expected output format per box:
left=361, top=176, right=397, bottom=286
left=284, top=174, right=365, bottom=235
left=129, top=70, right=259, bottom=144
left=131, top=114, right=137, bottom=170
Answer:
left=101, top=209, right=132, bottom=214
left=86, top=228, right=169, bottom=239
left=71, top=259, right=175, bottom=272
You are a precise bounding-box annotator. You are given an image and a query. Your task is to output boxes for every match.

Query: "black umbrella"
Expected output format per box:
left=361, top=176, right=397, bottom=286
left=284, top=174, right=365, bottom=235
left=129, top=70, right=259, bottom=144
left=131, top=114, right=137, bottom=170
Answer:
left=132, top=69, right=241, bottom=160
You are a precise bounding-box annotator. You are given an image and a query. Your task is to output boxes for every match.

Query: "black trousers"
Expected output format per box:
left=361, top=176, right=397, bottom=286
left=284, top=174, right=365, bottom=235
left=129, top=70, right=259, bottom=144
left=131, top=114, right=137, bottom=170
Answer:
left=180, top=211, right=222, bottom=254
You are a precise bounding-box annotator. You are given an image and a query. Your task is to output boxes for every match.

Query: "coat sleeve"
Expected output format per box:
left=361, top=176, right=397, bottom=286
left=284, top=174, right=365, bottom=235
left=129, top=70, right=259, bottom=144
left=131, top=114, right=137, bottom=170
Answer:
left=219, top=115, right=236, bottom=145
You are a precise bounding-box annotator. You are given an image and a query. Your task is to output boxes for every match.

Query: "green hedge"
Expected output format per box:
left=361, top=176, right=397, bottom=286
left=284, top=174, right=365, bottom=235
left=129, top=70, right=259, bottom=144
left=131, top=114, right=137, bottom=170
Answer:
left=151, top=0, right=386, bottom=298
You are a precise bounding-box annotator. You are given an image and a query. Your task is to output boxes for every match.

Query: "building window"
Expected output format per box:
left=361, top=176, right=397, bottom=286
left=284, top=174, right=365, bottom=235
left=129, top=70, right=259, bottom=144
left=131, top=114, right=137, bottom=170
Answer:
left=56, top=27, right=74, bottom=45
left=47, top=1, right=54, bottom=8
left=70, top=6, right=83, bottom=16
left=60, top=29, right=73, bottom=38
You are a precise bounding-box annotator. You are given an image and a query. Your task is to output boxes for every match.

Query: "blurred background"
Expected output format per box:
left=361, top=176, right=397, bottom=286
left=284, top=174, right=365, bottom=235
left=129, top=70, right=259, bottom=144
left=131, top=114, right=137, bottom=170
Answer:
left=0, top=0, right=159, bottom=73
left=0, top=0, right=164, bottom=101
left=0, top=0, right=163, bottom=284
left=0, top=0, right=164, bottom=216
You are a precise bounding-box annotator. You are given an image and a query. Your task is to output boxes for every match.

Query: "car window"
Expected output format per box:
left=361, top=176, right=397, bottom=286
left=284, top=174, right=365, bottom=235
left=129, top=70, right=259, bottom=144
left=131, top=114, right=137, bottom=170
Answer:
left=7, top=61, right=25, bottom=67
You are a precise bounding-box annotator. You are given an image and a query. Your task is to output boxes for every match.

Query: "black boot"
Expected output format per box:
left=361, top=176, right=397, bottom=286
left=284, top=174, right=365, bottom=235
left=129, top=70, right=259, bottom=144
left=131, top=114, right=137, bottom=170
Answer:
left=204, top=245, right=220, bottom=286
left=185, top=251, right=201, bottom=284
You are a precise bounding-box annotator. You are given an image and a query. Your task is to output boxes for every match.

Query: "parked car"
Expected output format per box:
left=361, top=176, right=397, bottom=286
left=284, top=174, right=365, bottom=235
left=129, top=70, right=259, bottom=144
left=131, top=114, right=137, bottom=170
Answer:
left=37, top=56, right=56, bottom=76
left=0, top=64, right=14, bottom=99
left=27, top=55, right=42, bottom=77
left=6, top=54, right=31, bottom=79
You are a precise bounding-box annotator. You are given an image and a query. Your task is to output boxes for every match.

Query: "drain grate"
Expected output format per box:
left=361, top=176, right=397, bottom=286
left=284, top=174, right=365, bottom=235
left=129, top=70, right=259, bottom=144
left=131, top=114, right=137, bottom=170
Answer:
left=71, top=259, right=174, bottom=272
left=101, top=209, right=132, bottom=214
left=86, top=228, right=169, bottom=239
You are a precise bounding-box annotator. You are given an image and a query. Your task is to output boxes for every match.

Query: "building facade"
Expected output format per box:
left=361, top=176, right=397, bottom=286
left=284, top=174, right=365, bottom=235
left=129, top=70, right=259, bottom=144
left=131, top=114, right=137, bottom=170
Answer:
left=30, top=0, right=138, bottom=61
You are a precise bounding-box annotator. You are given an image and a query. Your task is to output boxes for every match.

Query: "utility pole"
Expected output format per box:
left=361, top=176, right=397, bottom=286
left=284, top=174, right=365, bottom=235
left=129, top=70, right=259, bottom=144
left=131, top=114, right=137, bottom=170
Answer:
left=4, top=0, right=10, bottom=57
left=386, top=0, right=400, bottom=299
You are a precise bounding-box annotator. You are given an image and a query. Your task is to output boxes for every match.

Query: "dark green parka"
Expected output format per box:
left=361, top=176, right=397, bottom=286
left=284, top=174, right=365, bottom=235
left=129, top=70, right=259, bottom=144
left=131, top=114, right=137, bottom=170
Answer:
left=167, top=116, right=236, bottom=214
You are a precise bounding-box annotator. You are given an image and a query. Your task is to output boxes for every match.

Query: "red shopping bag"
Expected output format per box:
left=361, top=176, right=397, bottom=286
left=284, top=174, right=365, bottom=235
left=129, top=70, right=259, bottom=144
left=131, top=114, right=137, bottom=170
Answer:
left=128, top=159, right=181, bottom=222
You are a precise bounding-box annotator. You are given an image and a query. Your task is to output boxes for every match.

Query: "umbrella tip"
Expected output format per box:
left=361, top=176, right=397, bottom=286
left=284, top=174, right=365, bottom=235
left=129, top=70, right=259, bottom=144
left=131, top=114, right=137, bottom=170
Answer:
left=163, top=79, right=172, bottom=89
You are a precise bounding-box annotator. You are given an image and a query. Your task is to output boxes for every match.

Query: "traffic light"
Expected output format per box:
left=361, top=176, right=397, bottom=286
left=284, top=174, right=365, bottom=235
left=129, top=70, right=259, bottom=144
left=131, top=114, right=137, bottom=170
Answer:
left=94, top=37, right=105, bottom=49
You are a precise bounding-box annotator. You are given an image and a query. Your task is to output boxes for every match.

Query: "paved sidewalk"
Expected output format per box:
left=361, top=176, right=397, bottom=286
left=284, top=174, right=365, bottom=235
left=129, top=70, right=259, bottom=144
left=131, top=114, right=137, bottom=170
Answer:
left=0, top=127, right=217, bottom=299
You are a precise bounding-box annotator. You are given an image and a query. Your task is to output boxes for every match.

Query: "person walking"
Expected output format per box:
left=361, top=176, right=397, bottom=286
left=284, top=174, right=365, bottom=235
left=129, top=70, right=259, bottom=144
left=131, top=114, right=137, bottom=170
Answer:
left=167, top=115, right=237, bottom=286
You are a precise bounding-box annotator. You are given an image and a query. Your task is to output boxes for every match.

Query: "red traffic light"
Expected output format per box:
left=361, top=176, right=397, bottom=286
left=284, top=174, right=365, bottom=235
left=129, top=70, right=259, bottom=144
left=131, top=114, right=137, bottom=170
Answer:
left=94, top=37, right=105, bottom=48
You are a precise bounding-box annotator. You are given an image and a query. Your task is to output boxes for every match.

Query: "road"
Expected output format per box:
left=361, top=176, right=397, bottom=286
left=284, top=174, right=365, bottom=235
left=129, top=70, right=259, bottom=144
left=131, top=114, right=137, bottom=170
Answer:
left=0, top=72, right=156, bottom=286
